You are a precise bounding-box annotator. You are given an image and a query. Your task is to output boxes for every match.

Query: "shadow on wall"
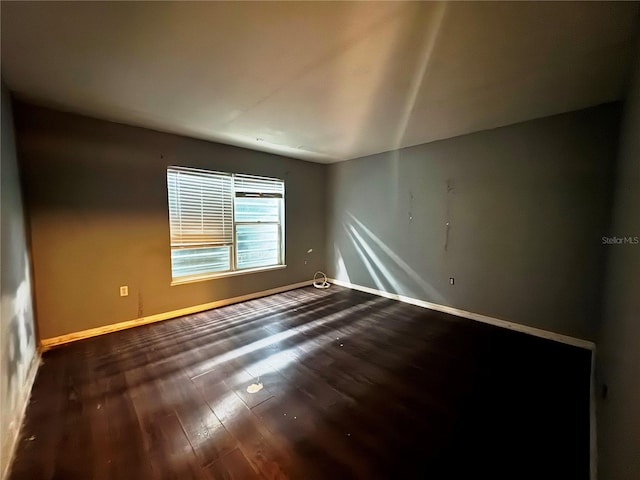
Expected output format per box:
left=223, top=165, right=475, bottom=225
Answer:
left=333, top=212, right=447, bottom=304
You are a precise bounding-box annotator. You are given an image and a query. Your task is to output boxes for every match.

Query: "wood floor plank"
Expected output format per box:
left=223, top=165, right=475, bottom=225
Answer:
left=193, top=371, right=295, bottom=480
left=204, top=448, right=261, bottom=480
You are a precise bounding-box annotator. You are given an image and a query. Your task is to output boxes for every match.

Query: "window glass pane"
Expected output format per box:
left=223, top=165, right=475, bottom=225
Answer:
left=236, top=224, right=280, bottom=269
left=234, top=197, right=281, bottom=223
left=171, top=245, right=230, bottom=278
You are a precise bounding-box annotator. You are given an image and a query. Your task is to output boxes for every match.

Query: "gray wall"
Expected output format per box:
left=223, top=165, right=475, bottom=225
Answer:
left=327, top=104, right=621, bottom=341
left=14, top=103, right=327, bottom=340
left=0, top=84, right=36, bottom=476
left=597, top=43, right=640, bottom=480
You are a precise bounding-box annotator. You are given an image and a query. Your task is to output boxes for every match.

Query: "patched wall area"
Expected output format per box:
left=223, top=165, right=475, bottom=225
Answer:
left=1, top=82, right=37, bottom=478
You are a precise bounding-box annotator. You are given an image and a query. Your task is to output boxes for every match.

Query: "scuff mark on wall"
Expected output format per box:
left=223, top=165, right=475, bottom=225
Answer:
left=137, top=290, right=144, bottom=318
left=408, top=191, right=414, bottom=224
left=444, top=222, right=450, bottom=252
left=444, top=178, right=455, bottom=251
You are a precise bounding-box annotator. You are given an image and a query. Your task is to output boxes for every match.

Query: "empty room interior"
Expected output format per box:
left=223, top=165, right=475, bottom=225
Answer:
left=1, top=1, right=639, bottom=479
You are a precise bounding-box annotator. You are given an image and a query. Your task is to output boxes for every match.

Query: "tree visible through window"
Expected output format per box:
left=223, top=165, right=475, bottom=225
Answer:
left=167, top=166, right=284, bottom=282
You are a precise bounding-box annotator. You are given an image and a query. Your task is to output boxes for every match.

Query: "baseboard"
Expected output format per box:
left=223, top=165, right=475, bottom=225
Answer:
left=40, top=280, right=312, bottom=350
left=328, top=278, right=595, bottom=351
left=1, top=352, right=41, bottom=480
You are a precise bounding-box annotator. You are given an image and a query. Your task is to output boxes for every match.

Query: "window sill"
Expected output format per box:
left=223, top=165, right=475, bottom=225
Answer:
left=171, top=264, right=287, bottom=286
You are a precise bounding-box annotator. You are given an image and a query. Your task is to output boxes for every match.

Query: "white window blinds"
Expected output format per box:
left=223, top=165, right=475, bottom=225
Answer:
left=167, top=167, right=233, bottom=247
left=234, top=174, right=285, bottom=197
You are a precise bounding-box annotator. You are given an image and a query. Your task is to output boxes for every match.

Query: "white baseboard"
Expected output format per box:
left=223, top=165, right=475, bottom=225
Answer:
left=1, top=352, right=41, bottom=480
left=328, top=278, right=595, bottom=350
left=40, top=280, right=312, bottom=349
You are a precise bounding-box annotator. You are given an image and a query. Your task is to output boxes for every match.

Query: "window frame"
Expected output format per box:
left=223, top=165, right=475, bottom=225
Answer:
left=167, top=166, right=285, bottom=285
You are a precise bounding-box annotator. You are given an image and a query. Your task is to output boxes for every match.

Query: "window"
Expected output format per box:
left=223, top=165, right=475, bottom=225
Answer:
left=167, top=166, right=284, bottom=283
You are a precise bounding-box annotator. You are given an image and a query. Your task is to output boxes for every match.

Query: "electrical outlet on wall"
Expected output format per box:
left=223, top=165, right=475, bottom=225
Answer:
left=449, top=277, right=455, bottom=285
left=120, top=286, right=129, bottom=297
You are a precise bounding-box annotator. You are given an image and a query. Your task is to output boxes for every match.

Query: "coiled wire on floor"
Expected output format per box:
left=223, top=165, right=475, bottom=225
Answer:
left=313, top=271, right=330, bottom=289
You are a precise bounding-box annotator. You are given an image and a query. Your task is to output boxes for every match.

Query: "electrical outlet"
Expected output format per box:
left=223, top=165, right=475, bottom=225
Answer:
left=120, top=286, right=129, bottom=297
left=449, top=277, right=455, bottom=285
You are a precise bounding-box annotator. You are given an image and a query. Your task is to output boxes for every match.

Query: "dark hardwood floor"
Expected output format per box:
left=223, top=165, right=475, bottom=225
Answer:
left=9, top=286, right=592, bottom=480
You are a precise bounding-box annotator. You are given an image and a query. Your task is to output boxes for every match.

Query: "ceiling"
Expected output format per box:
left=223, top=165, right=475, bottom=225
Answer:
left=2, top=1, right=639, bottom=163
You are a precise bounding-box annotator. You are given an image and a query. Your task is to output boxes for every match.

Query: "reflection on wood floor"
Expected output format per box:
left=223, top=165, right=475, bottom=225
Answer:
left=10, top=286, right=591, bottom=479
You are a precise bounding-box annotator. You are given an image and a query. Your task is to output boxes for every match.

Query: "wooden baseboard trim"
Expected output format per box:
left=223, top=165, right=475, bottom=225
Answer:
left=1, top=352, right=41, bottom=480
left=328, top=278, right=595, bottom=351
left=40, top=280, right=312, bottom=350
